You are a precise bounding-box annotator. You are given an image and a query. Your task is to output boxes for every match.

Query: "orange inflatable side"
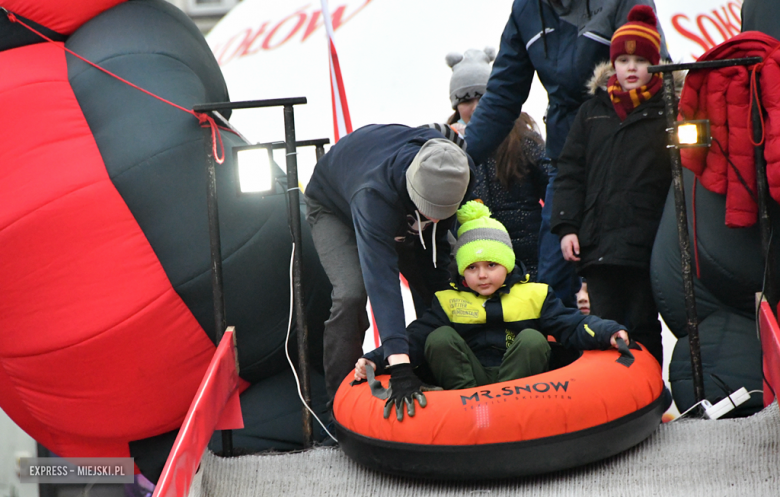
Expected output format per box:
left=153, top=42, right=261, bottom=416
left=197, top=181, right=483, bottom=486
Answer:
left=333, top=343, right=670, bottom=479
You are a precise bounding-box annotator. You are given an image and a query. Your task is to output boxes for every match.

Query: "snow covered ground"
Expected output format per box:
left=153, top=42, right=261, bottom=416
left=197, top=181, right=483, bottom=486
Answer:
left=191, top=402, right=779, bottom=497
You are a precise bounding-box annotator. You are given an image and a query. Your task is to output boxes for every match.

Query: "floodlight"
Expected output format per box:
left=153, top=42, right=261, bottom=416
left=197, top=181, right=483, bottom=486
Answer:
left=675, top=120, right=711, bottom=148
left=235, top=145, right=275, bottom=194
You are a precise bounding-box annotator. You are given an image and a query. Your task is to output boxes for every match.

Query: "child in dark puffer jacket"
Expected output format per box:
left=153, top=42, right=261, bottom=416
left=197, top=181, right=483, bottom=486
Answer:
left=551, top=6, right=674, bottom=365
left=357, top=201, right=628, bottom=397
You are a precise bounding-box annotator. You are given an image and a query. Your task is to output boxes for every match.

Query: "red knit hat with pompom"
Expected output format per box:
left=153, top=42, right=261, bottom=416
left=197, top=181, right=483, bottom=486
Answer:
left=610, top=5, right=661, bottom=65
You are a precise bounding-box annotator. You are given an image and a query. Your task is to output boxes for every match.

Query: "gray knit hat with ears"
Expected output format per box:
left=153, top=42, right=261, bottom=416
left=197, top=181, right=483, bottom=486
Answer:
left=446, top=47, right=496, bottom=109
left=406, top=138, right=470, bottom=220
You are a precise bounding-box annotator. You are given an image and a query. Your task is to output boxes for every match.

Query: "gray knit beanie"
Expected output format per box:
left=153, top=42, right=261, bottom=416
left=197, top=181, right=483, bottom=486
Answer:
left=446, top=47, right=496, bottom=109
left=406, top=138, right=470, bottom=220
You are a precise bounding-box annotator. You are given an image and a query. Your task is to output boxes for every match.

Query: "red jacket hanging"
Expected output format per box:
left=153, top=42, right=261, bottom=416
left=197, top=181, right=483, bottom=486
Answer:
left=678, top=31, right=780, bottom=228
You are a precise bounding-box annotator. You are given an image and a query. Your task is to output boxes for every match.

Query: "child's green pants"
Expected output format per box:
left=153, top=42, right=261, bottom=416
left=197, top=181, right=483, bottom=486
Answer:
left=424, top=326, right=551, bottom=390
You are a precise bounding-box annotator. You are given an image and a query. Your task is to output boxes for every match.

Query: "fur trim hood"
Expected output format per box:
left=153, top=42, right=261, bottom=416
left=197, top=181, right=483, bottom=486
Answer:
left=586, top=60, right=685, bottom=96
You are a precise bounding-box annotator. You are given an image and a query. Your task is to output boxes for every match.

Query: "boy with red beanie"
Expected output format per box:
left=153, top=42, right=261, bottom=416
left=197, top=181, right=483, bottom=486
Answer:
left=550, top=5, right=678, bottom=365
left=466, top=0, right=669, bottom=312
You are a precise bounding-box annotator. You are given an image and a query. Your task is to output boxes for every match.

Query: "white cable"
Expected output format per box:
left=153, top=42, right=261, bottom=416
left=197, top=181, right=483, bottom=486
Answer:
left=415, top=210, right=426, bottom=250
left=670, top=399, right=708, bottom=422
left=673, top=390, right=762, bottom=423
left=431, top=221, right=438, bottom=268
left=755, top=227, right=773, bottom=341
left=285, top=242, right=338, bottom=443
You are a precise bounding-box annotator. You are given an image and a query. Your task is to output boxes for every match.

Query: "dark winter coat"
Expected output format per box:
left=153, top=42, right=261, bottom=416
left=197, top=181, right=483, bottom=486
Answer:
left=550, top=62, right=674, bottom=271
left=305, top=124, right=475, bottom=358
left=741, top=0, right=780, bottom=41
left=465, top=0, right=669, bottom=164
left=364, top=267, right=622, bottom=371
left=471, top=136, right=548, bottom=280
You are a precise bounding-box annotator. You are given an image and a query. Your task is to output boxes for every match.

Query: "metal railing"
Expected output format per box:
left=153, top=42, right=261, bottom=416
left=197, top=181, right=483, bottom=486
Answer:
left=648, top=56, right=775, bottom=406
left=193, top=97, right=328, bottom=452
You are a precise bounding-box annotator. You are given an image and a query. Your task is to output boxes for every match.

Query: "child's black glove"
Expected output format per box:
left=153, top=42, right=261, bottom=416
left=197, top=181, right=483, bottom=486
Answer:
left=384, top=363, right=440, bottom=421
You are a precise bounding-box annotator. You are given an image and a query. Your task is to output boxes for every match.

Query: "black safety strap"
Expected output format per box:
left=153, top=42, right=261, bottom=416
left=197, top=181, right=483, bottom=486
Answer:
left=484, top=297, right=504, bottom=325
left=365, top=364, right=391, bottom=400
left=615, top=337, right=635, bottom=368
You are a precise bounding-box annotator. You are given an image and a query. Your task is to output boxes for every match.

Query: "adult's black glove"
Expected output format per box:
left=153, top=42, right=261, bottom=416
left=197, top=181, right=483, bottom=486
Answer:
left=384, top=363, right=439, bottom=421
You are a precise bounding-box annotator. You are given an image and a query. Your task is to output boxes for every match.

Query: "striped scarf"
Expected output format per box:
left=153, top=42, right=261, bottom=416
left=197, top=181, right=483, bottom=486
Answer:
left=417, top=122, right=467, bottom=151
left=607, top=73, right=662, bottom=121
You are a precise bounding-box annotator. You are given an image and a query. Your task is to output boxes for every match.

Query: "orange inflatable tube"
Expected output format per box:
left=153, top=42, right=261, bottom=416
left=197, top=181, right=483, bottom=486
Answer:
left=333, top=343, right=670, bottom=479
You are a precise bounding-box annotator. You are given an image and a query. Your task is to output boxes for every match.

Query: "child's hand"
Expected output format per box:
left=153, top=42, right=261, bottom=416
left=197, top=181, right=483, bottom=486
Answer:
left=610, top=330, right=630, bottom=349
left=354, top=358, right=376, bottom=381
left=560, top=234, right=581, bottom=261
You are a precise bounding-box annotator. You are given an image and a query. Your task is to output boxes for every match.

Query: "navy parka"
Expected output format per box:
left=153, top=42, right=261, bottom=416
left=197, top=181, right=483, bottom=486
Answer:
left=466, top=0, right=669, bottom=164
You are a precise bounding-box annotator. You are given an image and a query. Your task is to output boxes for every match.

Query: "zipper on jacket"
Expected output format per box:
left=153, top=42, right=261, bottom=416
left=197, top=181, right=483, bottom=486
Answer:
left=538, top=0, right=548, bottom=56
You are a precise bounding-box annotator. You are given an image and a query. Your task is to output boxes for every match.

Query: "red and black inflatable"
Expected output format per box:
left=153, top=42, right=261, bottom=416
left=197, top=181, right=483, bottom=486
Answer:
left=0, top=0, right=330, bottom=480
left=651, top=169, right=775, bottom=417
left=651, top=33, right=780, bottom=416
left=334, top=345, right=669, bottom=479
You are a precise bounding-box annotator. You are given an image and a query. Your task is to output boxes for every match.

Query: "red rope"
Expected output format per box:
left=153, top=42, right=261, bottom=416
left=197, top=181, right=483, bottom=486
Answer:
left=6, top=10, right=226, bottom=164
left=198, top=113, right=226, bottom=164
left=748, top=42, right=780, bottom=148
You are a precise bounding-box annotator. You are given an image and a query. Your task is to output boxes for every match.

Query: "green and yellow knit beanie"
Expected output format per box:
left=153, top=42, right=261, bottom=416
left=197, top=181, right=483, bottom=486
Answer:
left=454, top=201, right=515, bottom=275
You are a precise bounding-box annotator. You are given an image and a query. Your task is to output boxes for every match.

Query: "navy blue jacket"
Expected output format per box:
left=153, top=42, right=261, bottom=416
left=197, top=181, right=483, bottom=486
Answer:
left=306, top=124, right=475, bottom=358
left=466, top=0, right=669, bottom=164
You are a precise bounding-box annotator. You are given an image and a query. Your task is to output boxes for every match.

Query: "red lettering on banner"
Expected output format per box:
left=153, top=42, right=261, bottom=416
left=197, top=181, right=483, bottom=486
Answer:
left=302, top=1, right=372, bottom=42
left=238, top=22, right=270, bottom=57
left=672, top=14, right=711, bottom=53
left=696, top=13, right=728, bottom=47
left=262, top=8, right=308, bottom=50
left=711, top=8, right=740, bottom=37
left=301, top=10, right=323, bottom=42
left=668, top=2, right=743, bottom=60
left=216, top=22, right=271, bottom=65
left=728, top=2, right=742, bottom=24
left=213, top=0, right=374, bottom=65
left=214, top=29, right=251, bottom=65
left=301, top=7, right=348, bottom=42
left=211, top=41, right=225, bottom=64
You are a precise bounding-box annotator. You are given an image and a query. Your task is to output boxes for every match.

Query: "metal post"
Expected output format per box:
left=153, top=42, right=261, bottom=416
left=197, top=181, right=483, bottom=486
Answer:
left=282, top=105, right=314, bottom=448
left=648, top=57, right=763, bottom=406
left=201, top=126, right=233, bottom=456
left=751, top=78, right=778, bottom=313
left=196, top=97, right=314, bottom=449
left=660, top=72, right=706, bottom=404
left=315, top=144, right=326, bottom=161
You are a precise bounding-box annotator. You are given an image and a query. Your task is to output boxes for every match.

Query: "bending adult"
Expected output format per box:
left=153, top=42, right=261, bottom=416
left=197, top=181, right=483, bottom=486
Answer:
left=305, top=124, right=473, bottom=417
left=464, top=0, right=669, bottom=307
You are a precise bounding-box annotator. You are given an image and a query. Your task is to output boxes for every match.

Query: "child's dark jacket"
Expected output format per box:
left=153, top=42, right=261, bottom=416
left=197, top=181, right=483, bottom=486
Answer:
left=550, top=62, right=675, bottom=271
left=364, top=267, right=622, bottom=371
